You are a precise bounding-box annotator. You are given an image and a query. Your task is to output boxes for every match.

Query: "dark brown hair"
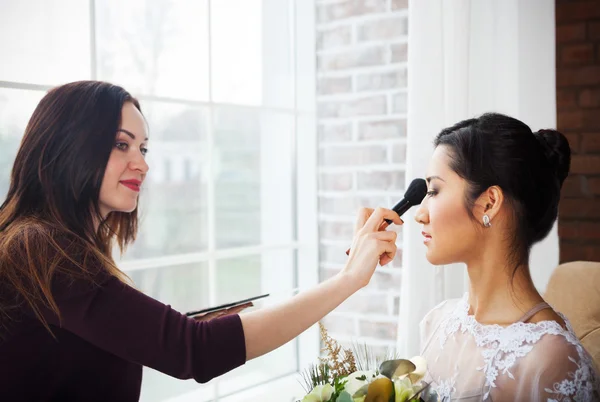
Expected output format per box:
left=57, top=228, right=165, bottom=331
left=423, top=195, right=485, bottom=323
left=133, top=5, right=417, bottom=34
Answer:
left=0, top=81, right=142, bottom=335
left=434, top=113, right=571, bottom=275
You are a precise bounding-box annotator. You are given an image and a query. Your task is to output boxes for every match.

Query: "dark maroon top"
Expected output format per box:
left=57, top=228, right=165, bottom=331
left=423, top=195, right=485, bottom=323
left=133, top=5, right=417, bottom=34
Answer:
left=0, top=254, right=247, bottom=402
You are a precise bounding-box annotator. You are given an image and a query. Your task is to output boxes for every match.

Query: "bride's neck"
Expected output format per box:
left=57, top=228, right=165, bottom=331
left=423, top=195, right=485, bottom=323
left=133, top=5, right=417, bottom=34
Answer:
left=465, top=249, right=543, bottom=325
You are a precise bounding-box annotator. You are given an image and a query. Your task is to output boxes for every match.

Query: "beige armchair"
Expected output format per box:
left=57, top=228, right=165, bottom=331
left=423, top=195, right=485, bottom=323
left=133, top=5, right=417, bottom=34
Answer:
left=544, top=261, right=600, bottom=369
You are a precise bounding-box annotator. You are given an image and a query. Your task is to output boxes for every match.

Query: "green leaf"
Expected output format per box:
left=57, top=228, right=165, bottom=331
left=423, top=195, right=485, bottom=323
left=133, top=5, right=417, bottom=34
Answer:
left=335, top=391, right=353, bottom=402
left=379, top=359, right=416, bottom=379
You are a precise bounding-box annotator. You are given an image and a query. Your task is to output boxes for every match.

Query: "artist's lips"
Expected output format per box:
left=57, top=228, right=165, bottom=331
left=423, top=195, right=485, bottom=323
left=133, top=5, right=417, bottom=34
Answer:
left=120, top=179, right=142, bottom=192
left=422, top=231, right=432, bottom=244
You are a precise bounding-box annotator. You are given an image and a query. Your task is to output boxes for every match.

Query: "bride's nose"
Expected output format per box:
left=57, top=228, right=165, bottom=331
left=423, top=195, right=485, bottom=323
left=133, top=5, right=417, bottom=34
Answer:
left=414, top=204, right=429, bottom=224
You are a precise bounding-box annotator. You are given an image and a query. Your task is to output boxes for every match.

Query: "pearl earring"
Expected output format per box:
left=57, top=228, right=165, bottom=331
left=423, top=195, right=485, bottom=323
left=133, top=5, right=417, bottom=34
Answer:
left=483, top=214, right=492, bottom=228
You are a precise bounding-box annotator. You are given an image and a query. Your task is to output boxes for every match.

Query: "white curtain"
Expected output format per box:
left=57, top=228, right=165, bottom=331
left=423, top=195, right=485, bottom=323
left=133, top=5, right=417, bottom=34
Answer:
left=397, top=0, right=558, bottom=357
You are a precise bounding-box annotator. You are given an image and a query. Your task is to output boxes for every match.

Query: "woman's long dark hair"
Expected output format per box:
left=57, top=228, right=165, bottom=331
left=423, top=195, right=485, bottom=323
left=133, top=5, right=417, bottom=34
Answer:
left=0, top=81, right=142, bottom=335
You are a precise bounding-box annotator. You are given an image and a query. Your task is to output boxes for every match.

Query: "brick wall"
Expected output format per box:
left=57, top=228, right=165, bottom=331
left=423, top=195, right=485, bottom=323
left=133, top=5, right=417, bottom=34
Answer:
left=315, top=0, right=408, bottom=355
left=556, top=0, right=600, bottom=262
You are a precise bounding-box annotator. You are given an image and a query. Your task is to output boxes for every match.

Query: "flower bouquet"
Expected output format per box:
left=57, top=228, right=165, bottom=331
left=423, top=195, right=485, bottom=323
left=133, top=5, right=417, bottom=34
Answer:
left=298, top=323, right=436, bottom=402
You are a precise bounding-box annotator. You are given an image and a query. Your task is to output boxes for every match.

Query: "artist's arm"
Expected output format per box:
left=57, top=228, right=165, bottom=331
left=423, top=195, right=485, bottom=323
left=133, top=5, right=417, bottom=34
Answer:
left=241, top=207, right=401, bottom=360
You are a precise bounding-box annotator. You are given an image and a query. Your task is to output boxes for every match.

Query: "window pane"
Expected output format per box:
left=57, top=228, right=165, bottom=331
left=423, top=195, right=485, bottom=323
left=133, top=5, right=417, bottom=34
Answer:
left=131, top=261, right=212, bottom=402
left=215, top=250, right=295, bottom=305
left=211, top=0, right=294, bottom=107
left=140, top=367, right=214, bottom=402
left=0, top=89, right=45, bottom=202
left=216, top=291, right=298, bottom=398
left=0, top=0, right=90, bottom=85
left=213, top=107, right=294, bottom=249
left=125, top=101, right=209, bottom=260
left=130, top=262, right=209, bottom=315
left=215, top=252, right=296, bottom=398
left=95, top=0, right=210, bottom=101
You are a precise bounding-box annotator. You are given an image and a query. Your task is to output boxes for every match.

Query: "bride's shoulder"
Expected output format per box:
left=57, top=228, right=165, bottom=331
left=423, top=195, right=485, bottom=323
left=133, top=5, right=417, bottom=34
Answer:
left=420, top=296, right=464, bottom=329
left=427, top=296, right=464, bottom=316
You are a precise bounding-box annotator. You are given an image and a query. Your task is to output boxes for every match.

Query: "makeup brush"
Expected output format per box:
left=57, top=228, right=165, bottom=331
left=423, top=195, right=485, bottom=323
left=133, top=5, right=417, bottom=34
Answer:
left=345, top=178, right=428, bottom=255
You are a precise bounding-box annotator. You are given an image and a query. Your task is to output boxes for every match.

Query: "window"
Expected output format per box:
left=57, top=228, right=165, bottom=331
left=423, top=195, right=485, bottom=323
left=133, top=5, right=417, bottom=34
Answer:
left=0, top=0, right=318, bottom=400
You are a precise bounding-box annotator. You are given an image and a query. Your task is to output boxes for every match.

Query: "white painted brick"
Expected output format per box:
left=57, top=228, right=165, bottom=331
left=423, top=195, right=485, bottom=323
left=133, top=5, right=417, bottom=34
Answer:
left=319, top=220, right=355, bottom=241
left=318, top=95, right=387, bottom=118
left=356, top=68, right=407, bottom=91
left=318, top=76, right=353, bottom=95
left=391, top=142, right=407, bottom=163
left=320, top=243, right=350, bottom=265
left=316, top=0, right=410, bottom=343
left=390, top=42, right=408, bottom=62
left=392, top=295, right=400, bottom=315
left=357, top=119, right=406, bottom=140
left=319, top=172, right=354, bottom=191
left=369, top=271, right=402, bottom=291
left=320, top=144, right=387, bottom=166
left=391, top=0, right=408, bottom=11
left=317, top=25, right=353, bottom=50
left=392, top=92, right=408, bottom=114
left=316, top=0, right=387, bottom=24
left=318, top=46, right=386, bottom=71
left=336, top=289, right=389, bottom=314
left=357, top=170, right=405, bottom=191
left=357, top=16, right=408, bottom=42
left=321, top=314, right=358, bottom=336
left=319, top=196, right=357, bottom=216
left=391, top=249, right=403, bottom=269
left=318, top=122, right=353, bottom=142
left=319, top=267, right=342, bottom=283
left=359, top=319, right=398, bottom=340
left=319, top=195, right=389, bottom=215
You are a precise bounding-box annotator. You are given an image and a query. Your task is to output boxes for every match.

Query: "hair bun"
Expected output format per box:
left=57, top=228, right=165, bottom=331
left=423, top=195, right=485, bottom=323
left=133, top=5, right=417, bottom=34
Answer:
left=534, top=129, right=571, bottom=186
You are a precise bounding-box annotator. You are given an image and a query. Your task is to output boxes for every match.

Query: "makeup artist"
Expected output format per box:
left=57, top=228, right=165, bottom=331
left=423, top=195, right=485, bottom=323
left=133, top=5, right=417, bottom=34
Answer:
left=0, top=81, right=402, bottom=402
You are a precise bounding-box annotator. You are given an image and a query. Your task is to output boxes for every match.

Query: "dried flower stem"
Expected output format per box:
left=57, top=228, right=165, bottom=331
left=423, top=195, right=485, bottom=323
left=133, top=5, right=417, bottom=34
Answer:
left=318, top=322, right=357, bottom=378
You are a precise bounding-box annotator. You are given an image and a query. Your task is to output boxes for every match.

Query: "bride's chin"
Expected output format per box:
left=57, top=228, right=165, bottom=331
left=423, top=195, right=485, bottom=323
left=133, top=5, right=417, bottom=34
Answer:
left=425, top=250, right=450, bottom=266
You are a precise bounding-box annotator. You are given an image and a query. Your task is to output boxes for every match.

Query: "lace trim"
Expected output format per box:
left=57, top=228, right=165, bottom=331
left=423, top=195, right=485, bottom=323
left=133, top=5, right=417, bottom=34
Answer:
left=435, top=373, right=457, bottom=401
left=434, top=294, right=599, bottom=401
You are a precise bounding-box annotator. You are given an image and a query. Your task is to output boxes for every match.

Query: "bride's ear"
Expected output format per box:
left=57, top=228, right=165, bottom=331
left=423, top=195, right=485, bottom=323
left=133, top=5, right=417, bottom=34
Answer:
left=474, top=186, right=504, bottom=224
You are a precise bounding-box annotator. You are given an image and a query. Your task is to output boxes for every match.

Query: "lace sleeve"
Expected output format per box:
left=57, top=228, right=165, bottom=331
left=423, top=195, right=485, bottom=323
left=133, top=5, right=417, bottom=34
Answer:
left=491, top=332, right=600, bottom=402
left=419, top=300, right=451, bottom=355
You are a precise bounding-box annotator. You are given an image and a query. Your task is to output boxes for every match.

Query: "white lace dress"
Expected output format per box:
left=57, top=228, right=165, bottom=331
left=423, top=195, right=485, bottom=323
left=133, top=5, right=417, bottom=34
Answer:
left=419, top=294, right=600, bottom=401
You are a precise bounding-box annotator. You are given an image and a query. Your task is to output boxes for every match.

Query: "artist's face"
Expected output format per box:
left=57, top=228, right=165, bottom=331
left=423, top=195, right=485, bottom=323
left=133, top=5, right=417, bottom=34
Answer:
left=414, top=146, right=479, bottom=265
left=99, top=102, right=149, bottom=218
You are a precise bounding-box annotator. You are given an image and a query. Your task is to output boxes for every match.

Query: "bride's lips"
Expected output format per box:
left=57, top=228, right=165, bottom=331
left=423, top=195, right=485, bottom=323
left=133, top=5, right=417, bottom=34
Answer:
left=422, top=231, right=432, bottom=244
left=120, top=179, right=142, bottom=192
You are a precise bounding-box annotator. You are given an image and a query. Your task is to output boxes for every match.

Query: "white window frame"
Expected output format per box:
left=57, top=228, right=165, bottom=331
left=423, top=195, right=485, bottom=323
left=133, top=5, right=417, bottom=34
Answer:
left=0, top=0, right=318, bottom=400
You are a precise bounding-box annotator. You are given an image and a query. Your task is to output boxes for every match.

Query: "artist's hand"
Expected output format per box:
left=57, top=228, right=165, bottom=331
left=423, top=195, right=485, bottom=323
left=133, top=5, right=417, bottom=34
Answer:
left=193, top=302, right=254, bottom=322
left=342, top=207, right=402, bottom=289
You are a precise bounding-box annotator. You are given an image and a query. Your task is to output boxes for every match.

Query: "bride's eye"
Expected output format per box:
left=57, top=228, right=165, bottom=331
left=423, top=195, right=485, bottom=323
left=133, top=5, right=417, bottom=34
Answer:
left=426, top=189, right=438, bottom=197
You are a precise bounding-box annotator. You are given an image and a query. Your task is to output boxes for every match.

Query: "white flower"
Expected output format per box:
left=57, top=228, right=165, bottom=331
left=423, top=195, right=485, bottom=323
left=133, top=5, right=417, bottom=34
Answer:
left=394, top=356, right=427, bottom=383
left=343, top=370, right=378, bottom=396
left=302, top=383, right=334, bottom=402
left=394, top=377, right=419, bottom=402
left=407, top=356, right=427, bottom=383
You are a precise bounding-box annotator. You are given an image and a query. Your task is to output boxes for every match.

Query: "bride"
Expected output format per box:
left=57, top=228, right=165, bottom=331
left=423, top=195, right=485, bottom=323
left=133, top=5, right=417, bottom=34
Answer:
left=415, top=113, right=600, bottom=401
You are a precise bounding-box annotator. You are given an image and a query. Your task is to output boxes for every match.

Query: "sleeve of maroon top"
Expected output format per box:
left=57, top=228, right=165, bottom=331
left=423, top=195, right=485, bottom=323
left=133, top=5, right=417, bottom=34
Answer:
left=44, top=271, right=247, bottom=383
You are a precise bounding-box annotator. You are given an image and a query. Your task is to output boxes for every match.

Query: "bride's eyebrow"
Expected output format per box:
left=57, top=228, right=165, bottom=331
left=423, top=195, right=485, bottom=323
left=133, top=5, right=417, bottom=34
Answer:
left=117, top=129, right=148, bottom=141
left=426, top=176, right=445, bottom=183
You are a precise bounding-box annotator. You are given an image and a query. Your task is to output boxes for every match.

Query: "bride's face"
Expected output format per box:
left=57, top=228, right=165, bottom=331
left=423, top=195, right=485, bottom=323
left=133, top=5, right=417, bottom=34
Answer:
left=414, top=146, right=481, bottom=265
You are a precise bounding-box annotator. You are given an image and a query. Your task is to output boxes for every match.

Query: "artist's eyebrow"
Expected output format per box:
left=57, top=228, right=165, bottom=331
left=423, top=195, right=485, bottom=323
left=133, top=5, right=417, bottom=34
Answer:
left=117, top=129, right=148, bottom=141
left=426, top=175, right=446, bottom=183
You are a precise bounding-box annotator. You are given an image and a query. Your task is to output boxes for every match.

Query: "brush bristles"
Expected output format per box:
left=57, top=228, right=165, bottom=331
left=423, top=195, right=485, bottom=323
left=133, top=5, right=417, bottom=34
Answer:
left=404, top=178, right=427, bottom=205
